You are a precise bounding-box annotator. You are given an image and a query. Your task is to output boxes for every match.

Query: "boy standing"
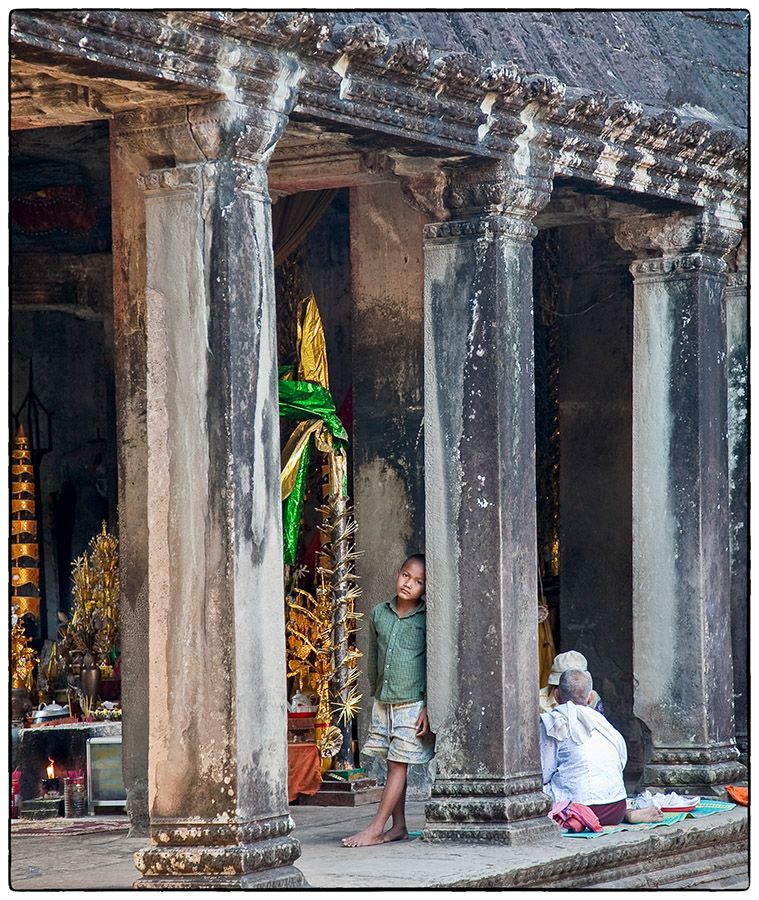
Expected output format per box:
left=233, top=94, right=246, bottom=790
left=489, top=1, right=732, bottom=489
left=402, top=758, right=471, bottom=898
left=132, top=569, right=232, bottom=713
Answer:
left=342, top=554, right=433, bottom=847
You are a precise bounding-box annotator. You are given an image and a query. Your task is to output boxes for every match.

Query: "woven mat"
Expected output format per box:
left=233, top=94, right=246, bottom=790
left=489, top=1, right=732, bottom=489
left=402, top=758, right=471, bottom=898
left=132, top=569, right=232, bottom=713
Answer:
left=563, top=799, right=736, bottom=839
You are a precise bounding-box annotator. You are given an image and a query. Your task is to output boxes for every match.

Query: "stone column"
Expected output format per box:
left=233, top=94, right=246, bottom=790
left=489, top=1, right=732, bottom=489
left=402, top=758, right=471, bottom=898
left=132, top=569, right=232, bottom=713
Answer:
left=350, top=179, right=427, bottom=780
left=616, top=213, right=746, bottom=794
left=117, top=103, right=304, bottom=888
left=423, top=163, right=554, bottom=842
left=725, top=238, right=748, bottom=766
left=109, top=117, right=151, bottom=835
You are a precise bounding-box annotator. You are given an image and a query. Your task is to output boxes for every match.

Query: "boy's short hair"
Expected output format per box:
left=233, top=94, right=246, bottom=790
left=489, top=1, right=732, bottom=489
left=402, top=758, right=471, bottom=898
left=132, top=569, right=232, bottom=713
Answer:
left=402, top=553, right=426, bottom=569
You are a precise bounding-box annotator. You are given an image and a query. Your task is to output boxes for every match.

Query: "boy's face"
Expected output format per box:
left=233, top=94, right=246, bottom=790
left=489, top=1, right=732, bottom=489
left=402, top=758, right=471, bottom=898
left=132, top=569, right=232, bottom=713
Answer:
left=396, top=559, right=426, bottom=604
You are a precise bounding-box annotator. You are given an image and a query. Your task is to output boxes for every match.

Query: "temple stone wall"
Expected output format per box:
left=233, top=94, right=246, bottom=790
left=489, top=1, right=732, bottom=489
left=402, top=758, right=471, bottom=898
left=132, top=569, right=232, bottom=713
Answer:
left=349, top=179, right=428, bottom=793
left=548, top=222, right=641, bottom=769
left=303, top=191, right=353, bottom=416
left=10, top=122, right=116, bottom=640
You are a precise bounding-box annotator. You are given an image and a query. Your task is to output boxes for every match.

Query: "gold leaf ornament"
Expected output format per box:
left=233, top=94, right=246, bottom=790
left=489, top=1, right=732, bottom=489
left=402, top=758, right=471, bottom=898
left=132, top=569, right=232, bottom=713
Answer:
left=318, top=725, right=343, bottom=758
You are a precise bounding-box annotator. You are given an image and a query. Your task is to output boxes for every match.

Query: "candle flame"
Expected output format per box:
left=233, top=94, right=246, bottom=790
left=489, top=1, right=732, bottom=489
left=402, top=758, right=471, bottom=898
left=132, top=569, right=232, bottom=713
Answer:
left=46, top=758, right=56, bottom=779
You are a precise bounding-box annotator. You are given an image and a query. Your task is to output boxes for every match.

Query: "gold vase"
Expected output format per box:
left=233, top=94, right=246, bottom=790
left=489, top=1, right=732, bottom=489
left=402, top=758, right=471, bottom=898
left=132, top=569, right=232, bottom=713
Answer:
left=80, top=665, right=101, bottom=703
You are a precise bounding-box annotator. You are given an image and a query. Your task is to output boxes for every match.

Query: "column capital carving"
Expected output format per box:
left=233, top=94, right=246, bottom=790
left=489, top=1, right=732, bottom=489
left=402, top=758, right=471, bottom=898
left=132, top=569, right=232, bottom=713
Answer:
left=112, top=99, right=293, bottom=169
left=726, top=234, right=748, bottom=290
left=424, top=215, right=537, bottom=243
left=414, top=158, right=552, bottom=241
left=136, top=160, right=270, bottom=205
left=615, top=211, right=743, bottom=258
left=445, top=159, right=552, bottom=222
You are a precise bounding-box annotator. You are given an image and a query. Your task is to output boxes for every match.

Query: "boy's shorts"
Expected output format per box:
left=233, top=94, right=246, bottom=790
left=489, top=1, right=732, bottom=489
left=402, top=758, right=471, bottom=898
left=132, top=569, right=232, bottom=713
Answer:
left=361, top=698, right=435, bottom=765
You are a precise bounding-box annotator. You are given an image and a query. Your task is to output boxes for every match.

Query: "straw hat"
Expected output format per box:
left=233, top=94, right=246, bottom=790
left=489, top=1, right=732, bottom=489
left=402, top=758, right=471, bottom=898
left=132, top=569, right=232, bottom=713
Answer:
left=547, top=650, right=588, bottom=686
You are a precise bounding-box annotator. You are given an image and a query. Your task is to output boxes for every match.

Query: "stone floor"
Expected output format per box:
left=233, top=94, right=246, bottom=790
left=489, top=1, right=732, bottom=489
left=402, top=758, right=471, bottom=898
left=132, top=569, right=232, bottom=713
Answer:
left=10, top=801, right=748, bottom=890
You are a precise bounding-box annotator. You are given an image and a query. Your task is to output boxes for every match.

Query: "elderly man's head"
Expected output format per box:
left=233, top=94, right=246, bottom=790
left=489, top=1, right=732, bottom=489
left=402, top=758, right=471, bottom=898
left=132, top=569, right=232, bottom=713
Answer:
left=558, top=668, right=593, bottom=705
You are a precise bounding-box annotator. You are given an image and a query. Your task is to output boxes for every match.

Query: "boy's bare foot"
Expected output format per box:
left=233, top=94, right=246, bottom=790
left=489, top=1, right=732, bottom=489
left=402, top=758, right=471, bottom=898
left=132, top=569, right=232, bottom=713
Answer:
left=625, top=806, right=663, bottom=824
left=341, top=827, right=385, bottom=847
left=382, top=826, right=409, bottom=843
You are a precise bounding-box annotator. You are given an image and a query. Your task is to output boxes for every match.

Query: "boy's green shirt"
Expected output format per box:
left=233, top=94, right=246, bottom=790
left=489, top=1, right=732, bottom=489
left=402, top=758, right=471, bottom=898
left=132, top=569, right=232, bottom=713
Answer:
left=366, top=597, right=427, bottom=703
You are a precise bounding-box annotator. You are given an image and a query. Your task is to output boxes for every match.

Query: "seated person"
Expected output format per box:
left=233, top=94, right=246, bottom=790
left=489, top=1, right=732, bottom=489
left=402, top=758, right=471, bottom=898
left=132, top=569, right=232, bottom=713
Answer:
left=540, top=668, right=662, bottom=825
left=540, top=650, right=604, bottom=714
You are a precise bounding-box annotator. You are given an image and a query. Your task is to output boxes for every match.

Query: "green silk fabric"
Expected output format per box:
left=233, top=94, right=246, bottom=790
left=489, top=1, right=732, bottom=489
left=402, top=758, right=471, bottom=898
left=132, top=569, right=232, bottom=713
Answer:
left=279, top=371, right=348, bottom=565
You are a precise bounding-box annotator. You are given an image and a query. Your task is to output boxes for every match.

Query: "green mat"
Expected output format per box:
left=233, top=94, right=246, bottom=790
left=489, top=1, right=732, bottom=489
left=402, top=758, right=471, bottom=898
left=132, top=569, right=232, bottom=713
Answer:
left=562, top=799, right=736, bottom=838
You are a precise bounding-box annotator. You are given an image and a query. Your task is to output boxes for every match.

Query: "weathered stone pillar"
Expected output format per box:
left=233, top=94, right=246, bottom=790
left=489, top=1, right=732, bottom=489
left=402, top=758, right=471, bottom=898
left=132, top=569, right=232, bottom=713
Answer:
left=616, top=212, right=746, bottom=794
left=350, top=179, right=427, bottom=778
left=725, top=237, right=748, bottom=766
left=423, top=163, right=553, bottom=842
left=119, top=102, right=304, bottom=888
left=110, top=118, right=151, bottom=835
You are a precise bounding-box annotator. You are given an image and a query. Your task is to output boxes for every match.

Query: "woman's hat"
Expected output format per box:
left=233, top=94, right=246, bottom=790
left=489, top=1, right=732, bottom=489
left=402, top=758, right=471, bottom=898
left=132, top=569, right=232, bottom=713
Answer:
left=548, top=650, right=588, bottom=685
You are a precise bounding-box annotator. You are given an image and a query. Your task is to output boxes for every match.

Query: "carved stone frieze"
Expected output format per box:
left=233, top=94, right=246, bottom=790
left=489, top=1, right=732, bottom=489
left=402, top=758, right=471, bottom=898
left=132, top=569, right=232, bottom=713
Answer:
left=272, top=11, right=331, bottom=54
left=333, top=22, right=390, bottom=61
left=563, top=92, right=611, bottom=131
left=525, top=74, right=567, bottom=108
left=10, top=10, right=748, bottom=215
left=385, top=38, right=431, bottom=75
left=431, top=51, right=484, bottom=99
left=480, top=63, right=528, bottom=104
left=137, top=167, right=203, bottom=193
left=603, top=99, right=644, bottom=131
left=479, top=817, right=746, bottom=889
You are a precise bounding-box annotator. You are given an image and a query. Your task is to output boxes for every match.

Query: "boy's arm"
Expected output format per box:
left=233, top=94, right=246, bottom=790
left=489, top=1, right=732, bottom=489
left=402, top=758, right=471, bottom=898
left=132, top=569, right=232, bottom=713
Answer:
left=365, top=609, right=378, bottom=696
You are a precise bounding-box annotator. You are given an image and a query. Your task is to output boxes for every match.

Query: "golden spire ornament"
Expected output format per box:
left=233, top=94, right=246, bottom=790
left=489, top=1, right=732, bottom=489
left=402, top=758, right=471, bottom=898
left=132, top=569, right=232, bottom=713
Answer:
left=10, top=424, right=41, bottom=624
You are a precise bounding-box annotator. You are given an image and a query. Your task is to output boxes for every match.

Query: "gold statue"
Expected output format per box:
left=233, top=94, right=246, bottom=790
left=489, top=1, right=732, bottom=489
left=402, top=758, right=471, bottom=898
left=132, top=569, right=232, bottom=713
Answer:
left=11, top=602, right=37, bottom=691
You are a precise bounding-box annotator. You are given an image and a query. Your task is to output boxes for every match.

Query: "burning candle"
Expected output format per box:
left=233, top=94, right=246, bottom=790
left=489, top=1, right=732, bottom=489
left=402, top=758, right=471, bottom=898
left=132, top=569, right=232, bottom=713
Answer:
left=42, top=757, right=61, bottom=797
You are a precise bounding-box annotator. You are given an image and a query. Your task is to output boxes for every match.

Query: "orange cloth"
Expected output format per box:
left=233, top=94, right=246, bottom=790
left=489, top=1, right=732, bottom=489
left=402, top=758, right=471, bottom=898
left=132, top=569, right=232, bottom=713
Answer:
left=726, top=785, right=748, bottom=806
left=287, top=743, right=322, bottom=802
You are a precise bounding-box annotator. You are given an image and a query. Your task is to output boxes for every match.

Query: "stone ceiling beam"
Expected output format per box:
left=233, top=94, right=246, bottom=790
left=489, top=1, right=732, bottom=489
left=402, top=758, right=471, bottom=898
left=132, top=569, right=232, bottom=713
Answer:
left=10, top=10, right=747, bottom=217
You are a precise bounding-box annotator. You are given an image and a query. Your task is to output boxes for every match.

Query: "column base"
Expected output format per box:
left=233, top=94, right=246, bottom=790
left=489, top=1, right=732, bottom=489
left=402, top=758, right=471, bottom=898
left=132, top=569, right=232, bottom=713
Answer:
left=133, top=817, right=306, bottom=888
left=735, top=730, right=748, bottom=769
left=423, top=778, right=555, bottom=844
left=641, top=742, right=747, bottom=795
left=134, top=866, right=308, bottom=889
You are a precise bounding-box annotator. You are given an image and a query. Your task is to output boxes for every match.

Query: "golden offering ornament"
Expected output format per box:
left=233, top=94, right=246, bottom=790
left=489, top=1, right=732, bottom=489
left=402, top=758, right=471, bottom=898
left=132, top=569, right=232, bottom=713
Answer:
left=59, top=522, right=120, bottom=675
left=318, top=725, right=344, bottom=758
left=282, top=294, right=364, bottom=767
